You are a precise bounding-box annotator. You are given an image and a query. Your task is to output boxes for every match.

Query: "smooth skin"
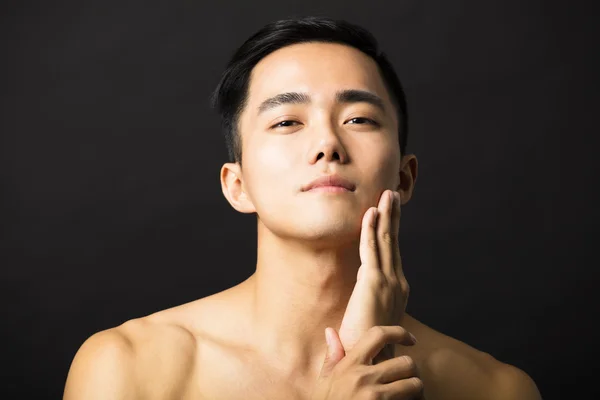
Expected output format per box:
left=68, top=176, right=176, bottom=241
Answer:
left=63, top=42, right=542, bottom=400
left=313, top=325, right=422, bottom=400
left=338, top=190, right=409, bottom=364
left=311, top=188, right=424, bottom=399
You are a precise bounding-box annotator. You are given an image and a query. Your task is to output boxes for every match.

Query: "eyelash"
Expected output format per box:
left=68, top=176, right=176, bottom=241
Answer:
left=271, top=117, right=379, bottom=129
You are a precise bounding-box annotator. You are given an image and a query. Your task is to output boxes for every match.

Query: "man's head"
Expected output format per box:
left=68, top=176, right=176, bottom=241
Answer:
left=211, top=16, right=408, bottom=164
left=213, top=16, right=417, bottom=245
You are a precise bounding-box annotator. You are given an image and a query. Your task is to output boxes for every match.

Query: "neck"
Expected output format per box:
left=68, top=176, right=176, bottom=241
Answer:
left=245, top=219, right=361, bottom=377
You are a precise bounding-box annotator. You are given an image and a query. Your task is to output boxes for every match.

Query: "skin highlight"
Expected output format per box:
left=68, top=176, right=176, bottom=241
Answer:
left=63, top=40, right=541, bottom=400
left=219, top=41, right=417, bottom=378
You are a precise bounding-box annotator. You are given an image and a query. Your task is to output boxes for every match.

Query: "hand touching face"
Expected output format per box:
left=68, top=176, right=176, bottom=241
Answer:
left=338, top=189, right=409, bottom=360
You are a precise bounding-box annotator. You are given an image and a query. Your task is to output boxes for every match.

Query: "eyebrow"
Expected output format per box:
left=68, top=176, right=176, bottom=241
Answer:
left=256, top=89, right=386, bottom=116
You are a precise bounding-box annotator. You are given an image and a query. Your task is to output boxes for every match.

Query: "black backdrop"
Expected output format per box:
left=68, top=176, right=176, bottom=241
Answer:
left=1, top=0, right=597, bottom=399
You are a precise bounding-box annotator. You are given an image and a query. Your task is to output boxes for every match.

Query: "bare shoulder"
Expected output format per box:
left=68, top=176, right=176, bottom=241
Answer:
left=403, top=316, right=541, bottom=400
left=64, top=316, right=199, bottom=400
left=63, top=324, right=137, bottom=399
left=421, top=344, right=541, bottom=400
left=487, top=362, right=542, bottom=400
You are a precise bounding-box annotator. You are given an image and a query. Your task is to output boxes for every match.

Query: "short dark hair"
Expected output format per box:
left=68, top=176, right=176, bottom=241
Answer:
left=210, top=16, right=409, bottom=164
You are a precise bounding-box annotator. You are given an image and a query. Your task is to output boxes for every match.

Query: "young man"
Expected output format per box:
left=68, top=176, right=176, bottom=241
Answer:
left=64, top=17, right=542, bottom=400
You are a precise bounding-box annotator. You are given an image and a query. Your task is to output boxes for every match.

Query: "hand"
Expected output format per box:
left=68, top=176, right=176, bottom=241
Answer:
left=311, top=325, right=423, bottom=400
left=338, top=190, right=409, bottom=363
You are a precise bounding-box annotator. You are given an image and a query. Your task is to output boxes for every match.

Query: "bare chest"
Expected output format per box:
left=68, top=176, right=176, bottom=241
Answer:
left=191, top=355, right=312, bottom=400
left=188, top=344, right=425, bottom=400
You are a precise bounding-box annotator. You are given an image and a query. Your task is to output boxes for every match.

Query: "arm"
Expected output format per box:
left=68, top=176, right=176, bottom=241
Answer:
left=63, top=328, right=139, bottom=400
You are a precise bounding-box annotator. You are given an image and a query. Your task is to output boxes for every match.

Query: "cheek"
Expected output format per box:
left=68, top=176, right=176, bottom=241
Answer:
left=243, top=139, right=300, bottom=206
left=257, top=139, right=297, bottom=168
left=362, top=142, right=400, bottom=187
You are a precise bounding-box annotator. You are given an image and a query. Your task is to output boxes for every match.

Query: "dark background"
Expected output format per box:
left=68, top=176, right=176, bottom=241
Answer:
left=1, top=0, right=597, bottom=398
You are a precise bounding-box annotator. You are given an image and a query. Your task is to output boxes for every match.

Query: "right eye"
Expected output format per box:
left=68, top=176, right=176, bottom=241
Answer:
left=271, top=120, right=300, bottom=129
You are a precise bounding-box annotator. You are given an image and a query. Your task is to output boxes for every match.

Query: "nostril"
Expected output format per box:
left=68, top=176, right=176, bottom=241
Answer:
left=315, top=151, right=342, bottom=162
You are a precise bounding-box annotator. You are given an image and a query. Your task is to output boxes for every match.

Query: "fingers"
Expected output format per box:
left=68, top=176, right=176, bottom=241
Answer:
left=373, top=355, right=418, bottom=384
left=376, top=190, right=396, bottom=280
left=376, top=376, right=424, bottom=400
left=375, top=189, right=406, bottom=284
left=345, top=325, right=416, bottom=366
left=359, top=207, right=380, bottom=276
left=319, top=328, right=346, bottom=379
left=391, top=191, right=405, bottom=281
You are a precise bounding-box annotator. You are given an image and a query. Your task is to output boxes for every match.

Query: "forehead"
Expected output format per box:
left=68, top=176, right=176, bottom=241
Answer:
left=246, top=42, right=393, bottom=110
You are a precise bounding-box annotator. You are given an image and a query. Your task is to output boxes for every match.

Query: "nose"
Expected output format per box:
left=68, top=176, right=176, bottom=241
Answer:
left=309, top=130, right=348, bottom=165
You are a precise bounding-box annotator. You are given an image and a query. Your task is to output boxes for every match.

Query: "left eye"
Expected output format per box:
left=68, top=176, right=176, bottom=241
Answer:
left=347, top=117, right=378, bottom=125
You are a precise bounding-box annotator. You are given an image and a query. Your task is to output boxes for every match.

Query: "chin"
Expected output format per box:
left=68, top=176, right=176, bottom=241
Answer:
left=258, top=201, right=363, bottom=244
left=297, top=214, right=361, bottom=244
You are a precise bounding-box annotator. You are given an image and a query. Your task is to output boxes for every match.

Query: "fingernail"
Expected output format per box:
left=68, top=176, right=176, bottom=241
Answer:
left=409, top=333, right=417, bottom=343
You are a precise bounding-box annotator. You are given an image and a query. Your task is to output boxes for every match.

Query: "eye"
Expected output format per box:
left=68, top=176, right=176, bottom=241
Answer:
left=346, top=117, right=379, bottom=126
left=271, top=120, right=300, bottom=129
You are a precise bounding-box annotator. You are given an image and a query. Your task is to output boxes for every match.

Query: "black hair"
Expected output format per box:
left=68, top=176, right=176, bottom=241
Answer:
left=210, top=16, right=408, bottom=164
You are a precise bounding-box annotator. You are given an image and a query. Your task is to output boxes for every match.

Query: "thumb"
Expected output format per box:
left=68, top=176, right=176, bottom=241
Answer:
left=320, top=327, right=345, bottom=378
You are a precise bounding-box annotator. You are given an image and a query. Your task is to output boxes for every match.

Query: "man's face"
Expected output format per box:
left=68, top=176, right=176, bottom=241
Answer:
left=236, top=42, right=402, bottom=244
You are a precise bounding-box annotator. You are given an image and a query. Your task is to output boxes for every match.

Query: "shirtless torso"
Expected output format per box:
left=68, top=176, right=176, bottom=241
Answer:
left=63, top=279, right=538, bottom=400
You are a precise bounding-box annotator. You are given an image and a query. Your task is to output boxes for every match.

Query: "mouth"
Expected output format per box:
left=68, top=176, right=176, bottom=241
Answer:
left=306, top=186, right=352, bottom=193
left=302, top=175, right=356, bottom=192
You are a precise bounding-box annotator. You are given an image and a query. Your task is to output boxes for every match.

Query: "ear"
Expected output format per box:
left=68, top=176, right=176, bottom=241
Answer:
left=220, top=162, right=256, bottom=214
left=396, top=153, right=418, bottom=205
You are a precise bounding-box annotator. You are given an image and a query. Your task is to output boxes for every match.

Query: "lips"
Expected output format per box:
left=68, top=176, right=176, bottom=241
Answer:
left=302, top=175, right=356, bottom=192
